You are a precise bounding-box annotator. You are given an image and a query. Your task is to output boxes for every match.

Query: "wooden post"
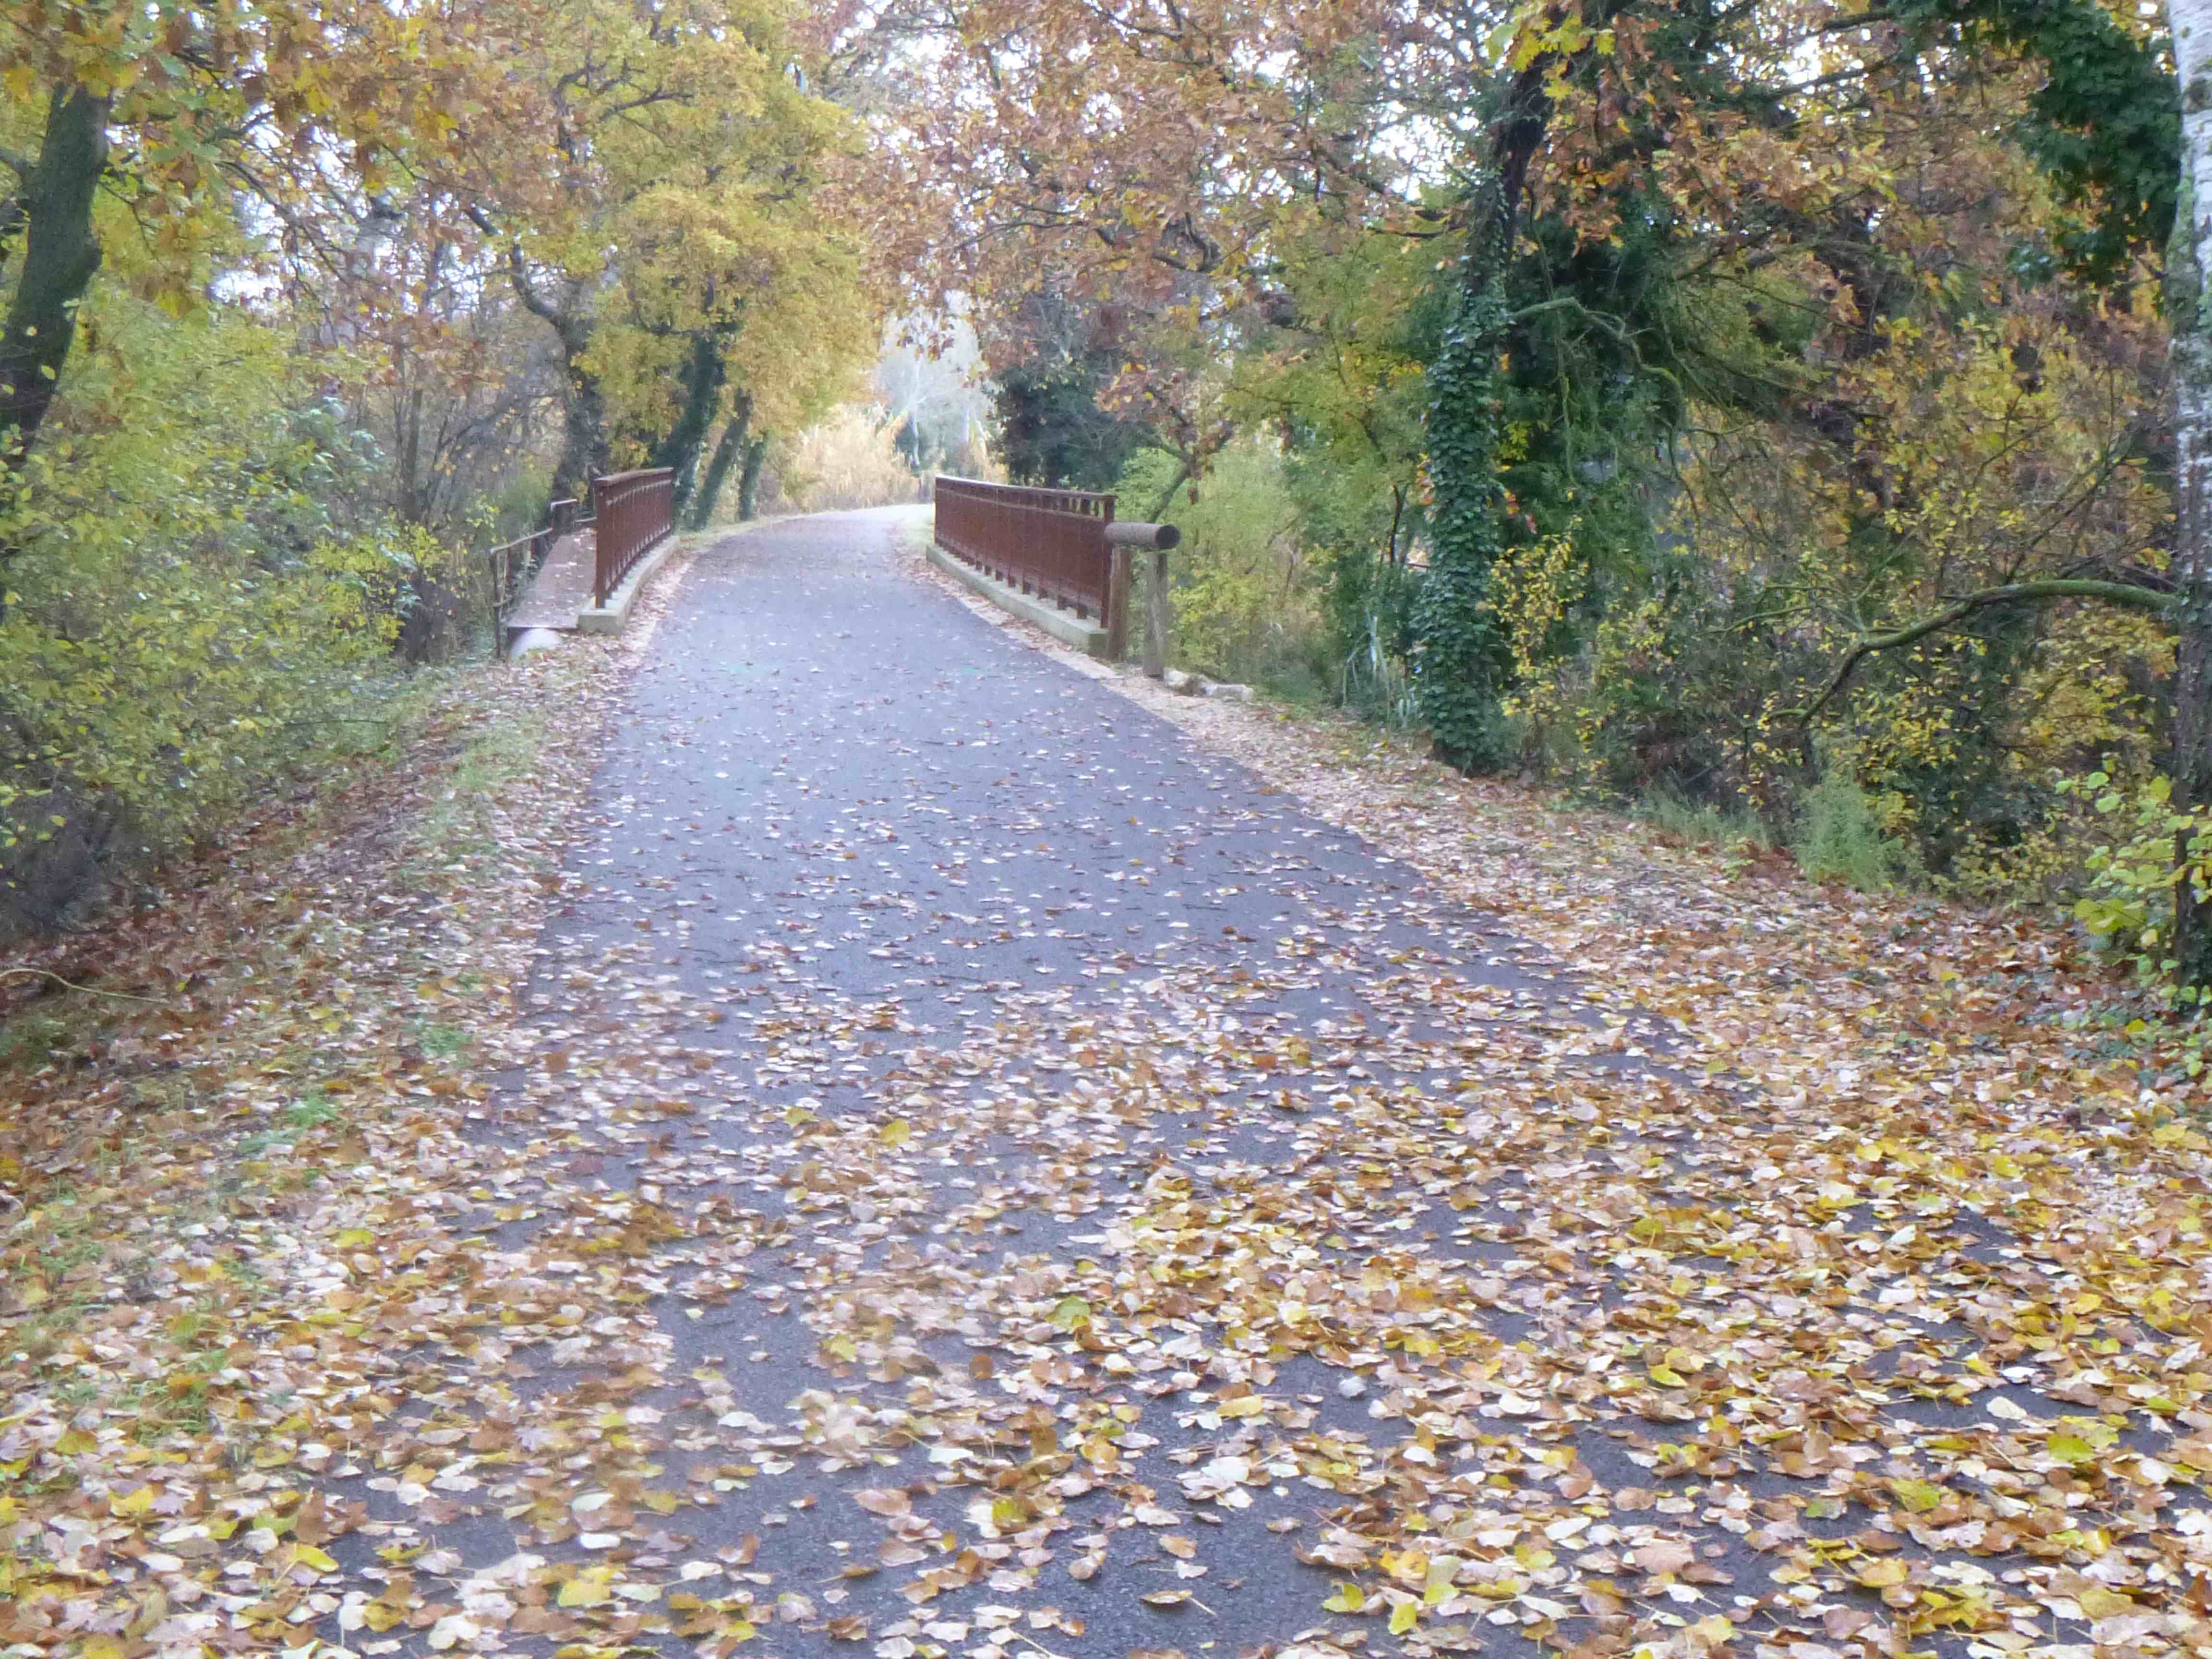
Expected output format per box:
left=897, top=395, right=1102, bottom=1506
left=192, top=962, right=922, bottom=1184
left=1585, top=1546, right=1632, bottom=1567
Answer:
left=1105, top=521, right=1180, bottom=679
left=1105, top=546, right=1132, bottom=660
left=1144, top=547, right=1169, bottom=678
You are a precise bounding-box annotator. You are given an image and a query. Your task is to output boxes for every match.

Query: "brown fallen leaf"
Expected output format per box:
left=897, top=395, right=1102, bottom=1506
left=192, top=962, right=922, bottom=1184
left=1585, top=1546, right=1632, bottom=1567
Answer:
left=1632, top=1539, right=1695, bottom=1576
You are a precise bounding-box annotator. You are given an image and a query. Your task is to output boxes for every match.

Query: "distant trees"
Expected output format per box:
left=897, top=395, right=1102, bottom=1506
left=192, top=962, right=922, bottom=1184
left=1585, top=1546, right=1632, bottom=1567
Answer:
left=0, top=0, right=884, bottom=929
left=856, top=0, right=2212, bottom=987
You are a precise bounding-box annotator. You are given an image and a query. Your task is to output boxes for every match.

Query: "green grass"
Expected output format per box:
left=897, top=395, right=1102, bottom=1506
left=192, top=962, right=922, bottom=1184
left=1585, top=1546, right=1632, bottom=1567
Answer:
left=416, top=1022, right=471, bottom=1059
left=1792, top=763, right=1923, bottom=891
left=1635, top=783, right=1769, bottom=851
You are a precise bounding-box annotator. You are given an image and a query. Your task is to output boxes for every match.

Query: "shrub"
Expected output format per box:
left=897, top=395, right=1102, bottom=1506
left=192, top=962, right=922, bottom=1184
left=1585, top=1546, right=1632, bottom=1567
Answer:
left=1118, top=438, right=1334, bottom=696
left=1791, top=761, right=1923, bottom=890
left=2060, top=768, right=2212, bottom=999
left=0, top=288, right=437, bottom=934
left=776, top=406, right=922, bottom=511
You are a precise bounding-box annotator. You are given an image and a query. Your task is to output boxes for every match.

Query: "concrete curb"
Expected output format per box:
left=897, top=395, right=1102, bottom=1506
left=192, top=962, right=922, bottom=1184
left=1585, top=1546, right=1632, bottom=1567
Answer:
left=576, top=533, right=682, bottom=635
left=926, top=541, right=1112, bottom=659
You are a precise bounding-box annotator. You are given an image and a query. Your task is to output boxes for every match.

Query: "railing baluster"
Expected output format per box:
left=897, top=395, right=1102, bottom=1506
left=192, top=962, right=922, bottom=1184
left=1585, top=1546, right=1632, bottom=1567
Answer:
left=589, top=469, right=677, bottom=605
left=930, top=476, right=1115, bottom=620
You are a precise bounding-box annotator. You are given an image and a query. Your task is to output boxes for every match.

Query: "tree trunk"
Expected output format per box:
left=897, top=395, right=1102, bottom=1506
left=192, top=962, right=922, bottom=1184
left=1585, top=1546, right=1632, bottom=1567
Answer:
left=691, top=395, right=751, bottom=528
left=482, top=233, right=607, bottom=505
left=2170, top=0, right=2212, bottom=987
left=1411, top=52, right=1554, bottom=773
left=552, top=344, right=608, bottom=505
left=737, top=433, right=769, bottom=520
left=396, top=377, right=427, bottom=523
left=651, top=330, right=729, bottom=522
left=0, top=83, right=110, bottom=469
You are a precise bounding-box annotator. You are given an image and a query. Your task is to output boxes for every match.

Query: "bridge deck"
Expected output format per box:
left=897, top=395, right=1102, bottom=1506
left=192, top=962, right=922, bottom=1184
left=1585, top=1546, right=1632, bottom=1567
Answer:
left=505, top=529, right=595, bottom=630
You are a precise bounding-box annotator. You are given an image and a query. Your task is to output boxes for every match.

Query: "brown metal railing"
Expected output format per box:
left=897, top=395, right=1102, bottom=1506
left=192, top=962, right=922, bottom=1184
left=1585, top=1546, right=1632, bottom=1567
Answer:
left=933, top=476, right=1118, bottom=620
left=486, top=496, right=581, bottom=652
left=590, top=469, right=674, bottom=605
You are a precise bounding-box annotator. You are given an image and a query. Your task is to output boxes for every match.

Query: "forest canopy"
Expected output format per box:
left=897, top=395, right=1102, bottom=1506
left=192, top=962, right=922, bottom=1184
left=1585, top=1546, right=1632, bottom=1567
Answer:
left=0, top=0, right=875, bottom=928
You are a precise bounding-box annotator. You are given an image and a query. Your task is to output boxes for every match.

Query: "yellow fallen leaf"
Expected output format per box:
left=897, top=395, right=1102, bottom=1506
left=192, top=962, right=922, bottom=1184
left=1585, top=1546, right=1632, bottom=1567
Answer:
left=1888, top=1478, right=1944, bottom=1512
left=2046, top=1431, right=2095, bottom=1466
left=558, top=1574, right=613, bottom=1608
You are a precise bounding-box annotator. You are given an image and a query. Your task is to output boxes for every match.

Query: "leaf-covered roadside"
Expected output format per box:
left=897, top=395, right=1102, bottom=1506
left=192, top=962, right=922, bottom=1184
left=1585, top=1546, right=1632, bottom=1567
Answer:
left=1089, top=673, right=2212, bottom=1653
left=0, top=623, right=634, bottom=1657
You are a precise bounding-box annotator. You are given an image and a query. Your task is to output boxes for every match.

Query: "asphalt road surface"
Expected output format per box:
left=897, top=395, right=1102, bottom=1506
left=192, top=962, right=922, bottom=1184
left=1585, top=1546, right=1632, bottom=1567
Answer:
left=421, top=509, right=1789, bottom=1659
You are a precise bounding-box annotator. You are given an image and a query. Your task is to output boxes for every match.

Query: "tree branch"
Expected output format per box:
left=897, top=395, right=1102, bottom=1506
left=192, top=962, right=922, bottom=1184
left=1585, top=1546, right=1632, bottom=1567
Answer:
left=465, top=203, right=568, bottom=330
left=1805, top=579, right=2178, bottom=721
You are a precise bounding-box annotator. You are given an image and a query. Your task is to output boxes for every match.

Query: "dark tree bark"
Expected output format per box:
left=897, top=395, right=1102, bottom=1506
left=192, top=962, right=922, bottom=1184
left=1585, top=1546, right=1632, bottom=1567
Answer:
left=737, top=432, right=769, bottom=520
left=0, top=83, right=110, bottom=469
left=553, top=353, right=609, bottom=504
left=469, top=214, right=609, bottom=502
left=690, top=392, right=752, bottom=528
left=650, top=328, right=732, bottom=521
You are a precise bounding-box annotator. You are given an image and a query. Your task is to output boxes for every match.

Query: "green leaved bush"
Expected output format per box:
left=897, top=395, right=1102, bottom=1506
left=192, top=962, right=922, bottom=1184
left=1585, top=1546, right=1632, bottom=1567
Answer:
left=2059, top=766, right=2212, bottom=1003
left=1117, top=438, right=1336, bottom=698
left=1791, top=759, right=1925, bottom=891
left=0, top=286, right=457, bottom=933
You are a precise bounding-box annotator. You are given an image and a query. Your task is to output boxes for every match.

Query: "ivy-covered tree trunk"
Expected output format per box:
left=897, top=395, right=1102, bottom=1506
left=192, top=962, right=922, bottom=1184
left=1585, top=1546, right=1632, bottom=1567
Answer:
left=0, top=83, right=109, bottom=469
left=690, top=394, right=752, bottom=529
left=650, top=329, right=730, bottom=522
left=2171, top=0, right=2212, bottom=988
left=737, top=432, right=769, bottom=521
left=1411, top=56, right=1553, bottom=773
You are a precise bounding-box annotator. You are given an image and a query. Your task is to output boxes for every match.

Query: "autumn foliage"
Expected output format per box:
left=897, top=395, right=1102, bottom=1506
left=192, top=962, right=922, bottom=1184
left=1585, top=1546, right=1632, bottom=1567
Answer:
left=0, top=0, right=875, bottom=927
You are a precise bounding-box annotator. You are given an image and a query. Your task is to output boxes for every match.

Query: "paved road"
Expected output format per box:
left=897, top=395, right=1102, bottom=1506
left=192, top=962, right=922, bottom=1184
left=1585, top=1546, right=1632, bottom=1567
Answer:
left=464, top=508, right=1691, bottom=1659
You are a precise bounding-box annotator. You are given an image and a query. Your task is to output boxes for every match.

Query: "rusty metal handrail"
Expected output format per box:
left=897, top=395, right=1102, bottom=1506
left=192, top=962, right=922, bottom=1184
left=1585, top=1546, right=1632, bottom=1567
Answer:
left=487, top=527, right=553, bottom=622
left=485, top=497, right=586, bottom=651
left=932, top=476, right=1119, bottom=628
left=590, top=469, right=675, bottom=605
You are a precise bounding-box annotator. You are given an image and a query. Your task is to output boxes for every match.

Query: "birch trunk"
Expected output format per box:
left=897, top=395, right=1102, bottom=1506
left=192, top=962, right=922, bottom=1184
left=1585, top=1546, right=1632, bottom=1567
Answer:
left=2168, top=0, right=2212, bottom=986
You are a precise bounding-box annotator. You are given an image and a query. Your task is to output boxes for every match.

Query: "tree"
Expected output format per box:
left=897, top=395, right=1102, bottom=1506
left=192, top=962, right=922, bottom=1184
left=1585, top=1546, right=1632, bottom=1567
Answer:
left=2166, top=0, right=2212, bottom=979
left=0, top=0, right=499, bottom=471
left=991, top=290, right=1150, bottom=490
left=459, top=0, right=872, bottom=505
left=874, top=0, right=2202, bottom=955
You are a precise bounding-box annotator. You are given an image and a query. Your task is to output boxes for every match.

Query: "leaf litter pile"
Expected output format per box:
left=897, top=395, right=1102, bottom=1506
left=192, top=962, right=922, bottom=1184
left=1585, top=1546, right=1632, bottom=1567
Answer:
left=5, top=530, right=2212, bottom=1659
